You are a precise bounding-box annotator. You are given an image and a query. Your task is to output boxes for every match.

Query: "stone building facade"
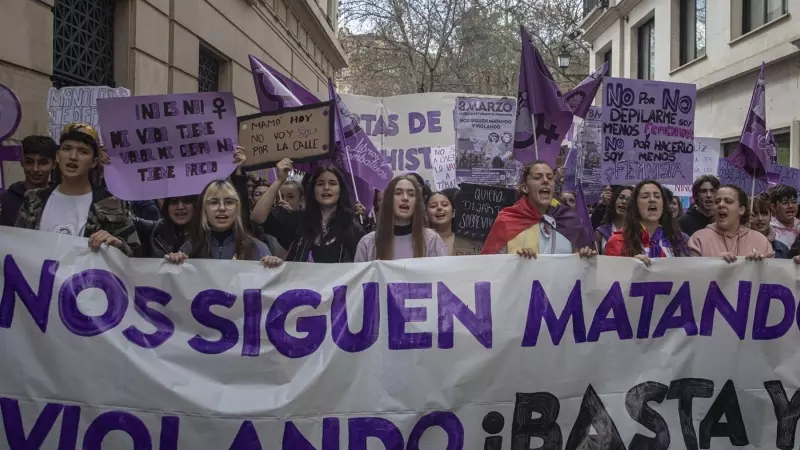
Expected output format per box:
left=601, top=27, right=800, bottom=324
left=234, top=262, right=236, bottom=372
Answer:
left=0, top=0, right=346, bottom=185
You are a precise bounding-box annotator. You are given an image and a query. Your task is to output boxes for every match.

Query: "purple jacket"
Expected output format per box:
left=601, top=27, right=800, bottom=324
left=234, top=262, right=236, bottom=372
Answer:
left=0, top=181, right=27, bottom=227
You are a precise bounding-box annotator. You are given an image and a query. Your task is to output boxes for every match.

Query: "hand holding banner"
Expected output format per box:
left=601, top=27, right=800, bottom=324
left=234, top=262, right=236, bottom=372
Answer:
left=97, top=92, right=238, bottom=200
left=2, top=227, right=800, bottom=448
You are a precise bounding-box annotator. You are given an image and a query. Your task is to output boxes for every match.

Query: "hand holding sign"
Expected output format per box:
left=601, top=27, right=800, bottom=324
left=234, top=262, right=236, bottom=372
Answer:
left=275, top=158, right=293, bottom=183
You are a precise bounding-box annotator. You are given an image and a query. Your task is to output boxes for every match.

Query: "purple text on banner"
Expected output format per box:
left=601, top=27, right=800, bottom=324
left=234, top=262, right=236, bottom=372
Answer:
left=600, top=77, right=697, bottom=185
left=718, top=158, right=771, bottom=195
left=97, top=92, right=238, bottom=201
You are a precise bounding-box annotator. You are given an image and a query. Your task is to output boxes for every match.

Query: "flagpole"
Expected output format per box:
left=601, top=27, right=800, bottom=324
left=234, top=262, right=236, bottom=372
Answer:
left=532, top=110, right=540, bottom=161
left=329, top=78, right=363, bottom=225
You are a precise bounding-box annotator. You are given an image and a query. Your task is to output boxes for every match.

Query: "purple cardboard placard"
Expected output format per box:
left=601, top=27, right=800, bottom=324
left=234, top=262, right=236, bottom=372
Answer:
left=600, top=77, right=696, bottom=185
left=97, top=92, right=238, bottom=201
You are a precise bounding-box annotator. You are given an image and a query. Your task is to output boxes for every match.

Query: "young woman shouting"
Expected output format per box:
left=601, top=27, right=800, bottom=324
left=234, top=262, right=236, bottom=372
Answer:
left=688, top=184, right=773, bottom=262
left=166, top=179, right=281, bottom=267
left=481, top=161, right=595, bottom=258
left=355, top=175, right=447, bottom=261
left=251, top=158, right=365, bottom=263
left=605, top=180, right=689, bottom=265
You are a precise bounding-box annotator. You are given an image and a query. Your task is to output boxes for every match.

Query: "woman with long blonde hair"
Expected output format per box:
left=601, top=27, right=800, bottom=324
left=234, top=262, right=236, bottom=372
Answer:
left=355, top=175, right=447, bottom=261
left=166, top=179, right=281, bottom=267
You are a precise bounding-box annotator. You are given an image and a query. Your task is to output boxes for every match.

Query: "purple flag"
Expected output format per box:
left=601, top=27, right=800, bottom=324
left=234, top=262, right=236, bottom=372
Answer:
left=328, top=79, right=393, bottom=192
left=249, top=55, right=320, bottom=113
left=513, top=26, right=574, bottom=168
left=575, top=182, right=595, bottom=250
left=562, top=146, right=578, bottom=192
left=248, top=55, right=327, bottom=174
left=564, top=63, right=608, bottom=119
left=728, top=62, right=770, bottom=179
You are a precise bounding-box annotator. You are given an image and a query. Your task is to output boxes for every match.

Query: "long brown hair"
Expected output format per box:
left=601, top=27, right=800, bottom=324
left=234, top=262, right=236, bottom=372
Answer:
left=375, top=175, right=426, bottom=260
left=621, top=180, right=687, bottom=257
left=187, top=179, right=256, bottom=259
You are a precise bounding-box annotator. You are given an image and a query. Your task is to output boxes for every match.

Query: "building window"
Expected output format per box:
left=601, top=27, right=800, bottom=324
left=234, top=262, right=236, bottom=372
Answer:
left=743, top=0, right=788, bottom=34
left=52, top=0, right=116, bottom=88
left=680, top=0, right=706, bottom=65
left=637, top=19, right=655, bottom=80
left=198, top=48, right=221, bottom=93
left=603, top=49, right=612, bottom=76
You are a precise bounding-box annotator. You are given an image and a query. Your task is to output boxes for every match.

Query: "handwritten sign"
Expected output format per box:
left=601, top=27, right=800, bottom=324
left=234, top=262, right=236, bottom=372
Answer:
left=601, top=77, right=696, bottom=185
left=454, top=183, right=516, bottom=241
left=431, top=145, right=457, bottom=191
left=664, top=137, right=721, bottom=198
left=718, top=158, right=771, bottom=195
left=48, top=86, right=130, bottom=145
left=238, top=102, right=334, bottom=170
left=97, top=92, right=238, bottom=201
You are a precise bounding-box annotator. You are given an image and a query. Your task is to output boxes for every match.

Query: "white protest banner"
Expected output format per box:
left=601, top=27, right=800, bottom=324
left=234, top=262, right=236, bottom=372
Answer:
left=2, top=226, right=800, bottom=448
left=96, top=92, right=239, bottom=201
left=47, top=86, right=131, bottom=144
left=431, top=145, right=458, bottom=191
left=326, top=92, right=460, bottom=187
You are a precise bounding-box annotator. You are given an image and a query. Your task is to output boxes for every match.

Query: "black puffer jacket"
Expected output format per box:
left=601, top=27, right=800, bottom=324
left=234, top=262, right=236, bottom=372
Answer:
left=132, top=218, right=187, bottom=258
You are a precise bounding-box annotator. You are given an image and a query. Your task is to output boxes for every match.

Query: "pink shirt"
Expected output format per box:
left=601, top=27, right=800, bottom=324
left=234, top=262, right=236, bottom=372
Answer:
left=688, top=224, right=774, bottom=258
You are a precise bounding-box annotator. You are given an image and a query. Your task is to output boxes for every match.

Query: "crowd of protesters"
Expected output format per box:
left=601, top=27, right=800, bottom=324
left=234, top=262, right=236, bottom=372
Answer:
left=2, top=122, right=800, bottom=268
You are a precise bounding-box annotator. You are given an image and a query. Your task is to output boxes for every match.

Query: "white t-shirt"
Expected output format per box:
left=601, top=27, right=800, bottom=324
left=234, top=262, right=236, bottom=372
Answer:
left=38, top=187, right=93, bottom=236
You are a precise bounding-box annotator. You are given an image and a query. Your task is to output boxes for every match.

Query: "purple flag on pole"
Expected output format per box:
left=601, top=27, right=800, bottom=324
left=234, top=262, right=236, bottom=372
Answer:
left=249, top=55, right=320, bottom=113
left=562, top=146, right=578, bottom=192
left=328, top=79, right=393, bottom=192
left=513, top=26, right=574, bottom=168
left=728, top=62, right=770, bottom=179
left=564, top=63, right=608, bottom=119
left=249, top=54, right=327, bottom=174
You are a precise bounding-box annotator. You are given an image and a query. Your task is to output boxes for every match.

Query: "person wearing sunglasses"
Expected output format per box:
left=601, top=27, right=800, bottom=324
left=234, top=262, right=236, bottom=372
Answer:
left=15, top=122, right=140, bottom=256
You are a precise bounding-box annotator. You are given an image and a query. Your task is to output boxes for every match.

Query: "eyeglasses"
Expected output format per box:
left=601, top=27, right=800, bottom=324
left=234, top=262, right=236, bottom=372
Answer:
left=775, top=199, right=795, bottom=206
left=205, top=197, right=238, bottom=209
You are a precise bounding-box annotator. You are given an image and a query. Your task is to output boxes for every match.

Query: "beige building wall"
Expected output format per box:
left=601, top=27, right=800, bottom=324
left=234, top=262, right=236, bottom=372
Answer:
left=0, top=0, right=347, bottom=186
left=580, top=0, right=800, bottom=166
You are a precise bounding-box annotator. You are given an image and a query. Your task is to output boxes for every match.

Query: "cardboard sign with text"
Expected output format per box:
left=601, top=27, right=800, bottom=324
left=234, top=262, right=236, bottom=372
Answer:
left=431, top=145, right=458, bottom=191
left=49, top=86, right=131, bottom=145
left=238, top=102, right=334, bottom=171
left=454, top=183, right=516, bottom=242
